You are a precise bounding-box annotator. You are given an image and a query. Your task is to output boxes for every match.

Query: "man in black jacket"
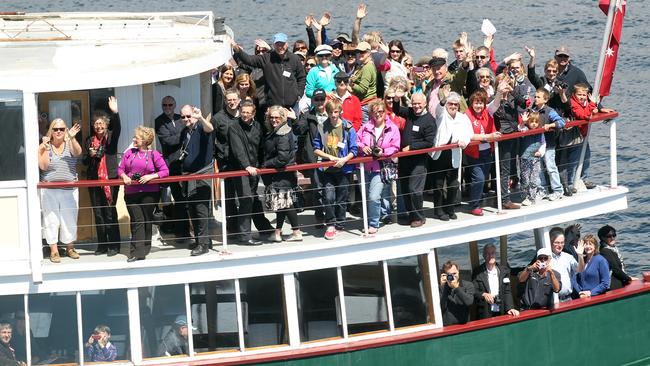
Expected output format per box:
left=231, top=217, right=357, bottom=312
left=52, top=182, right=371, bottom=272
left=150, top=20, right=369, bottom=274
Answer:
left=472, top=244, right=520, bottom=319
left=439, top=261, right=474, bottom=325
left=157, top=316, right=190, bottom=357
left=392, top=92, right=436, bottom=228
left=0, top=322, right=25, bottom=366
left=226, top=101, right=274, bottom=245
left=232, top=33, right=306, bottom=109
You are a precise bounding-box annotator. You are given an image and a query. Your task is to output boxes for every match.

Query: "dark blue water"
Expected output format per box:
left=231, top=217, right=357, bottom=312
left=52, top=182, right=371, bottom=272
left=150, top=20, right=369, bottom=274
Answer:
left=9, top=0, right=650, bottom=275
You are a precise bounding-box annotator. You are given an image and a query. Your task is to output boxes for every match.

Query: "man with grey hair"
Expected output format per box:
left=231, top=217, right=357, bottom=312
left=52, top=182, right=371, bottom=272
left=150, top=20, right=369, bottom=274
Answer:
left=0, top=322, right=26, bottom=366
left=430, top=88, right=473, bottom=220
left=472, top=244, right=520, bottom=319
left=392, top=92, right=436, bottom=227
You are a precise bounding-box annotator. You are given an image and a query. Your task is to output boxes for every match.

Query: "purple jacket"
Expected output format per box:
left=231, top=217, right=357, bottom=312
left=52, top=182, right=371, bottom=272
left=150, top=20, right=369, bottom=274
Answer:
left=117, top=148, right=169, bottom=195
left=356, top=117, right=401, bottom=172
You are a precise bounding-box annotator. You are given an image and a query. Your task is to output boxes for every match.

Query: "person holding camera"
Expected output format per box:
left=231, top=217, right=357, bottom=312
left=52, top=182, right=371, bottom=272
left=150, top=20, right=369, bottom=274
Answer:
left=439, top=260, right=474, bottom=325
left=84, top=96, right=122, bottom=257
left=85, top=325, right=117, bottom=362
left=356, top=99, right=401, bottom=234
left=518, top=247, right=562, bottom=310
left=472, top=244, right=520, bottom=319
left=118, top=127, right=169, bottom=262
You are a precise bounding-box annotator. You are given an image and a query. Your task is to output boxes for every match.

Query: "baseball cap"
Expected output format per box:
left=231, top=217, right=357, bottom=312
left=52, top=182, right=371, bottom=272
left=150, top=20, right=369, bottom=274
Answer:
left=312, top=89, right=327, bottom=101
left=336, top=32, right=352, bottom=43
left=428, top=57, right=446, bottom=67
left=356, top=41, right=371, bottom=52
left=536, top=247, right=552, bottom=258
left=329, top=39, right=343, bottom=48
left=334, top=71, right=349, bottom=82
left=315, top=44, right=333, bottom=56
left=555, top=46, right=571, bottom=57
left=272, top=33, right=288, bottom=44
left=174, top=315, right=197, bottom=330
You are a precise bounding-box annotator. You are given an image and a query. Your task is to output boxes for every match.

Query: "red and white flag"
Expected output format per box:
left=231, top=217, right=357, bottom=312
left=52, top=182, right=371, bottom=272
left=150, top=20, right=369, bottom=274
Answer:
left=598, top=0, right=627, bottom=98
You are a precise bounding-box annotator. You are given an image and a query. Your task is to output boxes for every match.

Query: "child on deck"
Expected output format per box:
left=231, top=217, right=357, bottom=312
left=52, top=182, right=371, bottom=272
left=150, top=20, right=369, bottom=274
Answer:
left=569, top=83, right=614, bottom=189
left=532, top=88, right=565, bottom=201
left=519, top=112, right=546, bottom=206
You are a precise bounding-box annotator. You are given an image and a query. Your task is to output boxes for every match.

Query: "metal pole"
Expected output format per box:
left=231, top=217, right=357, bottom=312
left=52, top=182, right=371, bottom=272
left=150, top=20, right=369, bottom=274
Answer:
left=494, top=141, right=502, bottom=212
left=610, top=120, right=618, bottom=187
left=220, top=178, right=228, bottom=250
left=575, top=0, right=618, bottom=187
left=359, top=163, right=369, bottom=236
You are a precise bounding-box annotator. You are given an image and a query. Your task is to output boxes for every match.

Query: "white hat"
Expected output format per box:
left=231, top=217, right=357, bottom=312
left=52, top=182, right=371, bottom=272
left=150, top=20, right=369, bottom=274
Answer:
left=536, top=247, right=552, bottom=258
left=315, top=44, right=333, bottom=56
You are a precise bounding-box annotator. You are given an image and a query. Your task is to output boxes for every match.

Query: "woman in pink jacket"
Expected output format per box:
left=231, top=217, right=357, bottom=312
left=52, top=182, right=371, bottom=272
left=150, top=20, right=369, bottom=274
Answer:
left=357, top=100, right=401, bottom=233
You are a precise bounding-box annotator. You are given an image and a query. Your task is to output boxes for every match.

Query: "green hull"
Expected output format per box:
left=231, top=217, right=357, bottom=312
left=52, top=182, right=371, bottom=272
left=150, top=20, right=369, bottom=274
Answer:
left=263, top=291, right=650, bottom=366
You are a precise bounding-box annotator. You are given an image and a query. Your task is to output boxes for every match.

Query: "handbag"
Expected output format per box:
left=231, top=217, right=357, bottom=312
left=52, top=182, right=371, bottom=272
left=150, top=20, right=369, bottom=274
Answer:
left=264, top=184, right=296, bottom=211
left=379, top=160, right=399, bottom=184
left=558, top=126, right=584, bottom=147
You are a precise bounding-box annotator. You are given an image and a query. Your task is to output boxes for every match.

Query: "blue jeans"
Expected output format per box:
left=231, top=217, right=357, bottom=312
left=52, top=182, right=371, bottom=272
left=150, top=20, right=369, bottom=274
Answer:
left=540, top=147, right=562, bottom=194
left=467, top=149, right=493, bottom=209
left=364, top=171, right=391, bottom=228
left=361, top=104, right=369, bottom=125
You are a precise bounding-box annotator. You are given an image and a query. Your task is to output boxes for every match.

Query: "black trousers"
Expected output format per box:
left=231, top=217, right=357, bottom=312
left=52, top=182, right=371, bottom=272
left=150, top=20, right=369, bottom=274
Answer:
left=184, top=181, right=212, bottom=247
left=89, top=186, right=121, bottom=252
left=225, top=175, right=273, bottom=241
left=302, top=168, right=324, bottom=220
left=498, top=138, right=518, bottom=203
left=400, top=159, right=427, bottom=222
left=431, top=150, right=459, bottom=216
left=125, top=191, right=160, bottom=259
left=161, top=181, right=191, bottom=238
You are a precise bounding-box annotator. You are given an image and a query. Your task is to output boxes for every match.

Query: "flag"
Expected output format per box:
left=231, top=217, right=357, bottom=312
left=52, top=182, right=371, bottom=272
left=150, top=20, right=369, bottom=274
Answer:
left=598, top=0, right=627, bottom=98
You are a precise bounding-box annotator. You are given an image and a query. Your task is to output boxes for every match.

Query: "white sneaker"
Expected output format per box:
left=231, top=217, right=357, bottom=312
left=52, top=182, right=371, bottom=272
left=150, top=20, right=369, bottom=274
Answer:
left=548, top=192, right=563, bottom=201
left=521, top=198, right=532, bottom=206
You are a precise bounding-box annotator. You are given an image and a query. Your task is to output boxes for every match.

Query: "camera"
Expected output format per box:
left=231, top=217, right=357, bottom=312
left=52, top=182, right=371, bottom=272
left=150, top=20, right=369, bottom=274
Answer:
left=372, top=146, right=382, bottom=157
left=555, top=80, right=568, bottom=89
left=446, top=274, right=455, bottom=282
left=178, top=149, right=188, bottom=163
left=91, top=334, right=101, bottom=341
left=131, top=173, right=142, bottom=180
left=538, top=262, right=546, bottom=270
left=95, top=145, right=105, bottom=158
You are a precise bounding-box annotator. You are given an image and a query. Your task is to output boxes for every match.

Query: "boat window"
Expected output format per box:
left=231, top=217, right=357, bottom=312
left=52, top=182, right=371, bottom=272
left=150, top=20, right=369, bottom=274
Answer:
left=139, top=284, right=189, bottom=358
left=436, top=243, right=472, bottom=277
left=341, top=262, right=390, bottom=335
left=29, top=292, right=79, bottom=365
left=0, top=295, right=27, bottom=364
left=81, top=289, right=130, bottom=362
left=239, top=275, right=288, bottom=348
left=294, top=268, right=343, bottom=342
left=190, top=280, right=241, bottom=353
left=0, top=91, right=25, bottom=181
left=387, top=255, right=432, bottom=328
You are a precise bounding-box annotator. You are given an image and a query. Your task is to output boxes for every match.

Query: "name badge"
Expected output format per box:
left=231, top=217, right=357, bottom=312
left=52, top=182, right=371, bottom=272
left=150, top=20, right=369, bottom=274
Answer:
left=337, top=142, right=346, bottom=149
left=282, top=70, right=291, bottom=78
left=412, top=125, right=420, bottom=132
left=503, top=277, right=510, bottom=284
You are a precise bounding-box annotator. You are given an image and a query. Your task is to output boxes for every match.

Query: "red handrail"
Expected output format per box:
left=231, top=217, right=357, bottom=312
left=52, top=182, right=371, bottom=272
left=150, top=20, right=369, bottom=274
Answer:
left=37, top=111, right=618, bottom=189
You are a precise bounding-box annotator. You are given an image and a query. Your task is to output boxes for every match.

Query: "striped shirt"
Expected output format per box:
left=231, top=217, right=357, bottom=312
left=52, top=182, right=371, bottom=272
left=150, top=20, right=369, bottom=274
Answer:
left=40, top=141, right=78, bottom=183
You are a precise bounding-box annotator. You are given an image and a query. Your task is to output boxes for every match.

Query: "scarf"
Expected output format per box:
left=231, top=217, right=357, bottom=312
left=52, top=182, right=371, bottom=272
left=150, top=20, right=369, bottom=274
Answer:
left=92, top=134, right=112, bottom=205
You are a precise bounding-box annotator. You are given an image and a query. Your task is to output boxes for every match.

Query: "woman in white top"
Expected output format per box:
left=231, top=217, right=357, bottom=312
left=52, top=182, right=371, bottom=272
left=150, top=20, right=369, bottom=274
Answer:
left=38, top=118, right=82, bottom=263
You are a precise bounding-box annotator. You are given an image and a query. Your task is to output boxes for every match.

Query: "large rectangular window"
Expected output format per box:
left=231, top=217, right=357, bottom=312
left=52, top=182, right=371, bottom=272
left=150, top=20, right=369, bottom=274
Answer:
left=190, top=280, right=240, bottom=353
left=0, top=91, right=25, bottom=181
left=139, top=284, right=189, bottom=358
left=29, top=292, right=79, bottom=365
left=240, top=275, right=287, bottom=348
left=341, top=262, right=389, bottom=335
left=295, top=269, right=342, bottom=342
left=387, top=255, right=431, bottom=328
left=81, top=289, right=130, bottom=362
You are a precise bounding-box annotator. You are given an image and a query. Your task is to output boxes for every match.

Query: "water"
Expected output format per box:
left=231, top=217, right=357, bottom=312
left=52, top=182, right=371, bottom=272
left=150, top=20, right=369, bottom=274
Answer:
left=9, top=0, right=650, bottom=276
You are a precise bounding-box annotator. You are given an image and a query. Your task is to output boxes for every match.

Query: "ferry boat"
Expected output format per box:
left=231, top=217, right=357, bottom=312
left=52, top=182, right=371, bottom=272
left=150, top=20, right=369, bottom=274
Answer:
left=0, top=8, right=648, bottom=366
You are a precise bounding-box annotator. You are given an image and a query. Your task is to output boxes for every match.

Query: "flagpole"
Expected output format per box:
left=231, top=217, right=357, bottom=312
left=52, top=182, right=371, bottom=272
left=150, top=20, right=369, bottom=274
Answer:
left=573, top=0, right=618, bottom=189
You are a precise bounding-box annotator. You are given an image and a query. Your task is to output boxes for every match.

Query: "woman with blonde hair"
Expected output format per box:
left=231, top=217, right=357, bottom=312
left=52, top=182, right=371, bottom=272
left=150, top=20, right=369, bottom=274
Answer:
left=118, top=126, right=169, bottom=262
left=235, top=72, right=257, bottom=102
left=38, top=118, right=82, bottom=263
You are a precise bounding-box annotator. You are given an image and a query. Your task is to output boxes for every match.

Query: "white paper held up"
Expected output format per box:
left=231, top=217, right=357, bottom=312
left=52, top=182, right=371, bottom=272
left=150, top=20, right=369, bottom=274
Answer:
left=481, top=19, right=497, bottom=36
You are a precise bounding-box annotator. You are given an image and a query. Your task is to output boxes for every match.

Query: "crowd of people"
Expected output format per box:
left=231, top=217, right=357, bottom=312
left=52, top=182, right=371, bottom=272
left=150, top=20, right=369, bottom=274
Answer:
left=37, top=4, right=617, bottom=262
left=439, top=224, right=637, bottom=325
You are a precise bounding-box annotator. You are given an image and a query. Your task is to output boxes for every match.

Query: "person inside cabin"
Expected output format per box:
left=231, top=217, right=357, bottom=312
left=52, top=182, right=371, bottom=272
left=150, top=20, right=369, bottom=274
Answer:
left=391, top=92, right=436, bottom=227
left=231, top=33, right=306, bottom=112
left=518, top=111, right=546, bottom=206
left=226, top=100, right=275, bottom=245
left=597, top=225, right=636, bottom=289
left=439, top=261, right=474, bottom=325
left=472, top=244, right=520, bottom=319
left=313, top=99, right=358, bottom=239
left=431, top=89, right=472, bottom=221
left=178, top=104, right=215, bottom=256
left=157, top=315, right=191, bottom=357
left=261, top=105, right=303, bottom=242
left=532, top=88, right=565, bottom=202
left=572, top=234, right=610, bottom=298
left=84, top=96, right=122, bottom=257
left=118, top=127, right=169, bottom=262
left=38, top=118, right=82, bottom=263
left=0, top=322, right=26, bottom=366
left=517, top=247, right=561, bottom=310
left=548, top=226, right=584, bottom=301
left=156, top=96, right=192, bottom=244
left=85, top=325, right=117, bottom=362
left=10, top=311, right=41, bottom=364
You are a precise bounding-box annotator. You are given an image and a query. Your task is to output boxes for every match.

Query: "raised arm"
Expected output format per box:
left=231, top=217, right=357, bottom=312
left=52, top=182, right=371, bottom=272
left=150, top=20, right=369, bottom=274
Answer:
left=351, top=3, right=367, bottom=45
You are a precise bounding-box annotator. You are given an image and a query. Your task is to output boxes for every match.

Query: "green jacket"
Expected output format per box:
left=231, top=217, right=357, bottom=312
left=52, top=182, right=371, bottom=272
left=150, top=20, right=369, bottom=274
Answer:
left=351, top=61, right=377, bottom=104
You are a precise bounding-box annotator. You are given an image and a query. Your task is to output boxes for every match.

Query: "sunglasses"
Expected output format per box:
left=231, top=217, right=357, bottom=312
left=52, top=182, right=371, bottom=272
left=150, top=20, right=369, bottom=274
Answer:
left=404, top=63, right=413, bottom=67
left=181, top=115, right=192, bottom=119
left=479, top=75, right=491, bottom=79
left=389, top=49, right=402, bottom=54
left=306, top=63, right=316, bottom=67
left=162, top=103, right=174, bottom=107
left=313, top=98, right=326, bottom=102
left=606, top=233, right=617, bottom=238
left=476, top=55, right=488, bottom=59
left=332, top=44, right=343, bottom=50
left=335, top=79, right=348, bottom=84
left=296, top=46, right=307, bottom=51
left=52, top=127, right=66, bottom=132
left=537, top=255, right=549, bottom=261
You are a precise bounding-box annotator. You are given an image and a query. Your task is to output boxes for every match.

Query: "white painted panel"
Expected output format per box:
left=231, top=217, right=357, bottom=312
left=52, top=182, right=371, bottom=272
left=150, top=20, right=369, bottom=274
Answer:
left=152, top=75, right=201, bottom=120
left=114, top=85, right=144, bottom=153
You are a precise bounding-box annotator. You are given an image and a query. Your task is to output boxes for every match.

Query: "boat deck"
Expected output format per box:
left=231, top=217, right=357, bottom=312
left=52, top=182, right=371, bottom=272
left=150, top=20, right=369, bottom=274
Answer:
left=42, top=184, right=627, bottom=267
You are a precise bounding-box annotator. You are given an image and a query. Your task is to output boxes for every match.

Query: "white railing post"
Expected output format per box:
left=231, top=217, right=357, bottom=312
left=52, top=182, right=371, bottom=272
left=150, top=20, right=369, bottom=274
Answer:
left=336, top=267, right=349, bottom=339
left=610, top=120, right=618, bottom=188
left=220, top=178, right=228, bottom=249
left=127, top=288, right=143, bottom=364
left=234, top=279, right=246, bottom=351
left=382, top=261, right=395, bottom=332
left=23, top=91, right=43, bottom=283
left=76, top=292, right=84, bottom=366
left=24, top=295, right=31, bottom=366
left=426, top=250, right=443, bottom=327
left=185, top=283, right=195, bottom=357
left=359, top=163, right=369, bottom=236
left=282, top=273, right=301, bottom=347
left=494, top=141, right=503, bottom=212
